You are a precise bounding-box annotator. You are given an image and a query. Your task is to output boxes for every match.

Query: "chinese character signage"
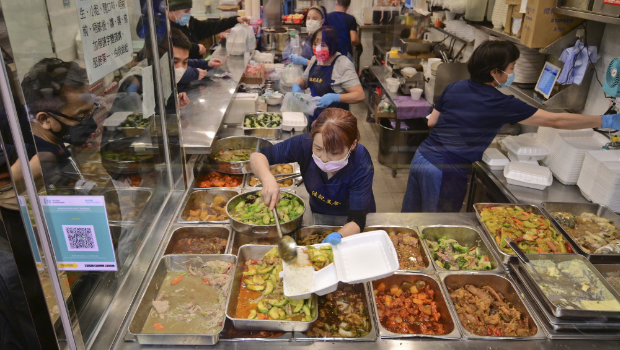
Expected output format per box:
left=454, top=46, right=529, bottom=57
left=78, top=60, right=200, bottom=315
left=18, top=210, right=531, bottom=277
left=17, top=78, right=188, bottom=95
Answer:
left=76, top=0, right=132, bottom=83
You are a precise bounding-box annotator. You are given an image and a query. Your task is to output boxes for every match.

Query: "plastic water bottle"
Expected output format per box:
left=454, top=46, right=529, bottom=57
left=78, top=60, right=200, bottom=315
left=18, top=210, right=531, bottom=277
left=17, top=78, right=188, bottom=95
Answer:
left=291, top=33, right=301, bottom=56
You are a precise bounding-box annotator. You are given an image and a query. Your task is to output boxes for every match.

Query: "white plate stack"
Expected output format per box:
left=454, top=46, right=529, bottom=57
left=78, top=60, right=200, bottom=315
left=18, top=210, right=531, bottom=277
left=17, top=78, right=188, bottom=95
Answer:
left=577, top=150, right=620, bottom=210
left=543, top=129, right=609, bottom=185
left=536, top=127, right=600, bottom=165
left=513, top=47, right=547, bottom=84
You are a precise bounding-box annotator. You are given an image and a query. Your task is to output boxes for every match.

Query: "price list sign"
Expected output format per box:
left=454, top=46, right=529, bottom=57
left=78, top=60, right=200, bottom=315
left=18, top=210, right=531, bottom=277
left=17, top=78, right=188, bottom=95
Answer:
left=76, top=0, right=133, bottom=83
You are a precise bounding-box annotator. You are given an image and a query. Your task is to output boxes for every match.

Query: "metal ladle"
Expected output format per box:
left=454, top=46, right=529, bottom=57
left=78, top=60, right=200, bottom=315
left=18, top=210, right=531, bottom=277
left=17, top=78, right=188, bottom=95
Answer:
left=273, top=207, right=297, bottom=263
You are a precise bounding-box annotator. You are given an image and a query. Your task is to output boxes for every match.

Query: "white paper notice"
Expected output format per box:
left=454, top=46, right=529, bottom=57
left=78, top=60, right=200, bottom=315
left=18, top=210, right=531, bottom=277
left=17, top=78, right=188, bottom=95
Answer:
left=160, top=52, right=172, bottom=100
left=76, top=0, right=133, bottom=83
left=519, top=0, right=528, bottom=13
left=141, top=65, right=156, bottom=118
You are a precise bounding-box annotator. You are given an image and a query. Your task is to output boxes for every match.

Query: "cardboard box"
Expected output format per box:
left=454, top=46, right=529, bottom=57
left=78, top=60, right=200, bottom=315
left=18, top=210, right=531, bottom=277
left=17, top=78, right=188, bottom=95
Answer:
left=520, top=0, right=583, bottom=48
left=505, top=5, right=525, bottom=38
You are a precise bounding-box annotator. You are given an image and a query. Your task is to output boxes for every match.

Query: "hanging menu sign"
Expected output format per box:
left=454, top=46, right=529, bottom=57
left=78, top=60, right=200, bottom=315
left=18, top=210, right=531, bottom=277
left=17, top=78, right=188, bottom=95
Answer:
left=76, top=0, right=133, bottom=83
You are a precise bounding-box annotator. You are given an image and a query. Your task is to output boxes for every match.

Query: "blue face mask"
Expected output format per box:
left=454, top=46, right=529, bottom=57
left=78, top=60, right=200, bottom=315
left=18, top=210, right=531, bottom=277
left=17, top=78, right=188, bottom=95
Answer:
left=495, top=70, right=515, bottom=88
left=176, top=13, right=191, bottom=26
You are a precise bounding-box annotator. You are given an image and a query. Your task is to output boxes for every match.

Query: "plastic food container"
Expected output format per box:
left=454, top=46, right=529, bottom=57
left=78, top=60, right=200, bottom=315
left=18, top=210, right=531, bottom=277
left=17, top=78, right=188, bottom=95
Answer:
left=507, top=152, right=539, bottom=165
left=385, top=78, right=400, bottom=93
left=282, top=230, right=399, bottom=299
left=282, top=112, right=307, bottom=131
left=502, top=134, right=549, bottom=161
left=410, top=88, right=423, bottom=100
left=503, top=162, right=553, bottom=190
left=482, top=148, right=509, bottom=170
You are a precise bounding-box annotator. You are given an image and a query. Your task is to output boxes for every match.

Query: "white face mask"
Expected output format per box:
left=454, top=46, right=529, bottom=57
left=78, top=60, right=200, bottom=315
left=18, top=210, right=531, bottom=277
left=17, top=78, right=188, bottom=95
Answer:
left=174, top=67, right=186, bottom=84
left=306, top=20, right=322, bottom=34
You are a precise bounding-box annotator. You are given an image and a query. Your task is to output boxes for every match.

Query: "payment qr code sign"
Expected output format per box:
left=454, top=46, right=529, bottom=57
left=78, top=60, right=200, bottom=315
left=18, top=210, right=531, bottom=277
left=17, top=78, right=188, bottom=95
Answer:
left=63, top=225, right=99, bottom=252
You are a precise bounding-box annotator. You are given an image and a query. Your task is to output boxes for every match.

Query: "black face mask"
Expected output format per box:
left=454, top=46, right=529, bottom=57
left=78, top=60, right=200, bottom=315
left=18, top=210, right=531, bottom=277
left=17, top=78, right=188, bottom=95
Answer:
left=49, top=113, right=98, bottom=146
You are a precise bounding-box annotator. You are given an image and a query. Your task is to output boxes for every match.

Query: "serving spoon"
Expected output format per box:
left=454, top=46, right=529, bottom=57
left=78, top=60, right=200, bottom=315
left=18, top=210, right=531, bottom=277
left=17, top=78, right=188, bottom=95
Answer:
left=273, top=207, right=298, bottom=264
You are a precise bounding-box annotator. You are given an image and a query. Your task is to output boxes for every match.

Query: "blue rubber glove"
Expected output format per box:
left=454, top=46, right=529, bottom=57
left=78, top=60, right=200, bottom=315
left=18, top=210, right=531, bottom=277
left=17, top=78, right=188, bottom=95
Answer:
left=322, top=232, right=342, bottom=246
left=317, top=93, right=340, bottom=108
left=602, top=114, right=620, bottom=130
left=292, top=83, right=303, bottom=93
left=290, top=54, right=308, bottom=66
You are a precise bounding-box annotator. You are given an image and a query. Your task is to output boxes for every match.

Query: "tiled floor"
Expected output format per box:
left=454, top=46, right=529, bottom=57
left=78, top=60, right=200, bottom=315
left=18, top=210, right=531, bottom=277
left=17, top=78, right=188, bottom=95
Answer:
left=349, top=102, right=409, bottom=213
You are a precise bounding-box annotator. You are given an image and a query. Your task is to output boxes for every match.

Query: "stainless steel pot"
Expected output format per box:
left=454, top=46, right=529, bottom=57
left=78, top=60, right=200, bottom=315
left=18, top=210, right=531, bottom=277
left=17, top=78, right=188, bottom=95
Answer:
left=226, top=190, right=304, bottom=237
left=207, top=136, right=272, bottom=174
left=261, top=28, right=289, bottom=52
left=400, top=39, right=432, bottom=55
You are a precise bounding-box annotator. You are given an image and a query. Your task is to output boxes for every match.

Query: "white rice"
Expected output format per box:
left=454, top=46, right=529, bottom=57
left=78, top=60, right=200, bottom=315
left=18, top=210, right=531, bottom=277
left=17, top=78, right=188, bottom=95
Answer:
left=283, top=248, right=315, bottom=295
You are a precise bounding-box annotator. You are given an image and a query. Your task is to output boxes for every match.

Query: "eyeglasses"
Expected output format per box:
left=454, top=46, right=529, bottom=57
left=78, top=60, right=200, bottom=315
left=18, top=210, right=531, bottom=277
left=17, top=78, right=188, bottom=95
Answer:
left=46, top=101, right=100, bottom=124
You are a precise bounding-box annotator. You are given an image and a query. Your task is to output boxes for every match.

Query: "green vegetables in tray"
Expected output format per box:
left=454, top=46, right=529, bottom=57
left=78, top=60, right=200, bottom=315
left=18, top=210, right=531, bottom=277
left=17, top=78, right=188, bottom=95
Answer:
left=120, top=113, right=150, bottom=128
left=244, top=113, right=282, bottom=128
left=425, top=236, right=492, bottom=271
left=479, top=205, right=572, bottom=255
left=102, top=151, right=153, bottom=162
left=231, top=193, right=304, bottom=224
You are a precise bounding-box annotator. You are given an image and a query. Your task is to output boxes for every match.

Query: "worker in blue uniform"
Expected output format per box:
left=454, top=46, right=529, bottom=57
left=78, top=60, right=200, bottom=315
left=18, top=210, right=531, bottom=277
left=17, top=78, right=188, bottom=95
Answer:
left=291, top=26, right=364, bottom=126
left=250, top=108, right=375, bottom=245
left=402, top=40, right=620, bottom=213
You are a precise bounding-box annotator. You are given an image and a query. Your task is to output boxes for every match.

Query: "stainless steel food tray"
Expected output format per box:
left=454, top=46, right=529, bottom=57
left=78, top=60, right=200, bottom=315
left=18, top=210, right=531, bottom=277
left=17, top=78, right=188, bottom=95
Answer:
left=228, top=232, right=298, bottom=255
left=103, top=188, right=153, bottom=224
left=128, top=254, right=237, bottom=346
left=219, top=319, right=292, bottom=342
left=541, top=202, right=620, bottom=264
left=225, top=245, right=318, bottom=332
left=364, top=226, right=434, bottom=274
left=164, top=226, right=232, bottom=255
left=420, top=225, right=504, bottom=274
left=439, top=272, right=546, bottom=340
left=474, top=203, right=577, bottom=264
left=296, top=225, right=342, bottom=246
left=294, top=282, right=378, bottom=342
left=511, top=261, right=620, bottom=332
left=242, top=113, right=283, bottom=140
left=243, top=163, right=300, bottom=191
left=516, top=253, right=620, bottom=320
left=178, top=189, right=240, bottom=224
left=594, top=264, right=620, bottom=294
left=368, top=273, right=461, bottom=339
left=192, top=168, right=245, bottom=190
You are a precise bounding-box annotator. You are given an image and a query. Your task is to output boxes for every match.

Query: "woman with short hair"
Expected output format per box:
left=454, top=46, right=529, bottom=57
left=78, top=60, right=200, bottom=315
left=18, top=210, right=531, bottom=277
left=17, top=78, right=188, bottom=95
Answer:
left=250, top=108, right=375, bottom=245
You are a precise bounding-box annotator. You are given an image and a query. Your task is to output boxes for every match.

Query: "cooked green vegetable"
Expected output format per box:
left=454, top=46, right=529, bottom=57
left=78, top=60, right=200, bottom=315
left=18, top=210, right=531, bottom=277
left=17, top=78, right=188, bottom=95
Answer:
left=479, top=205, right=571, bottom=255
left=244, top=113, right=282, bottom=128
left=230, top=192, right=304, bottom=224
left=425, top=236, right=492, bottom=271
left=120, top=113, right=150, bottom=128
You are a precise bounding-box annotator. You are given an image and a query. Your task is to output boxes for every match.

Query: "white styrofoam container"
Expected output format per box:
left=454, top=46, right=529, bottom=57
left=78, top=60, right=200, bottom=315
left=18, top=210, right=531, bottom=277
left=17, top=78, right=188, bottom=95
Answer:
left=502, top=134, right=549, bottom=161
left=282, top=230, right=399, bottom=299
left=282, top=112, right=307, bottom=131
left=482, top=148, right=509, bottom=170
left=225, top=93, right=259, bottom=124
left=504, top=162, right=553, bottom=190
left=507, top=151, right=539, bottom=165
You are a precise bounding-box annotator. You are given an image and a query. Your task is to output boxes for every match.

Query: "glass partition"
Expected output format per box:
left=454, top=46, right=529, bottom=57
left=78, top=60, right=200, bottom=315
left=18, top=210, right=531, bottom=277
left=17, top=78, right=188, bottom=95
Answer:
left=0, top=0, right=183, bottom=346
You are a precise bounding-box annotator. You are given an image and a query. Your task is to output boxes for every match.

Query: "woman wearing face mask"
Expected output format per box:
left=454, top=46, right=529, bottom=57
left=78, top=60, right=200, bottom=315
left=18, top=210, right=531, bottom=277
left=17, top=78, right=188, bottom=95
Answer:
left=289, top=6, right=326, bottom=65
left=250, top=108, right=375, bottom=245
left=402, top=40, right=620, bottom=213
left=292, top=26, right=364, bottom=126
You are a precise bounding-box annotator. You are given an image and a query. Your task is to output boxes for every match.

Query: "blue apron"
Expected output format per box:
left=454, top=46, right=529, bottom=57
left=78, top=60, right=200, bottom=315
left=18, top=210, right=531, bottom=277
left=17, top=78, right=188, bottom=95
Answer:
left=303, top=157, right=376, bottom=216
left=308, top=55, right=349, bottom=125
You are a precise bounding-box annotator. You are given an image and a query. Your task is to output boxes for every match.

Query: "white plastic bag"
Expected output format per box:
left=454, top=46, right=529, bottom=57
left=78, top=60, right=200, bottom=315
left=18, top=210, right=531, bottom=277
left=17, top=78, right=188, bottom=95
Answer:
left=244, top=24, right=256, bottom=53
left=226, top=24, right=248, bottom=56
left=280, top=92, right=319, bottom=116
left=280, top=64, right=303, bottom=87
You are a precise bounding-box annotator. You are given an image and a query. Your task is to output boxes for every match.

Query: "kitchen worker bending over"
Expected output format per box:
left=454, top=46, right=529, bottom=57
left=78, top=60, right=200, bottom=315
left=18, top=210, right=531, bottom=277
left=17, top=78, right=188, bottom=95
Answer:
left=292, top=26, right=364, bottom=126
left=250, top=108, right=375, bottom=245
left=402, top=40, right=620, bottom=213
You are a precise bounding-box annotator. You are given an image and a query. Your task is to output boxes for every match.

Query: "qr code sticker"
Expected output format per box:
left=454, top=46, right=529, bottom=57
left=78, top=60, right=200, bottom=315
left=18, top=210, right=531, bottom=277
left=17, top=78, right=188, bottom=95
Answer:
left=63, top=225, right=99, bottom=252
